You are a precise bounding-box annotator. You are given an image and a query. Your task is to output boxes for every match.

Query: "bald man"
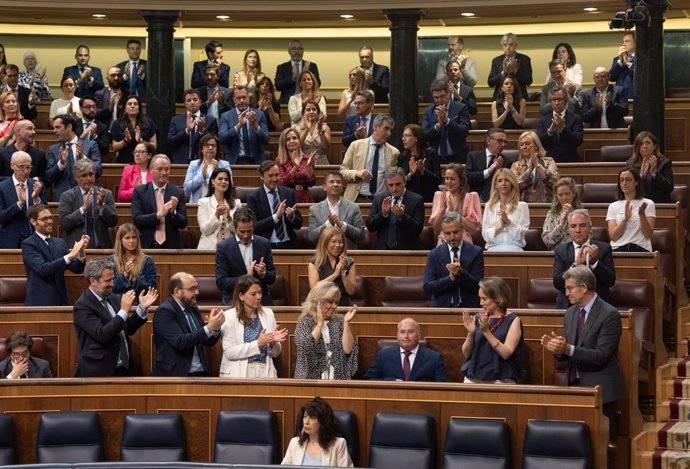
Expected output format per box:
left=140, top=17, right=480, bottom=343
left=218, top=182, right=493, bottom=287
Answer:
left=0, top=119, right=48, bottom=185
left=0, top=151, right=45, bottom=248
left=582, top=67, right=629, bottom=129
left=364, top=318, right=449, bottom=382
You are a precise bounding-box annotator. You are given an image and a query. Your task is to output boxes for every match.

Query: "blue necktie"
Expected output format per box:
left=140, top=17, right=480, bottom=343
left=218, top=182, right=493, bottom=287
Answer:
left=130, top=61, right=138, bottom=94
left=241, top=124, right=251, bottom=158
left=386, top=196, right=399, bottom=249
left=270, top=190, right=286, bottom=241
left=369, top=144, right=381, bottom=195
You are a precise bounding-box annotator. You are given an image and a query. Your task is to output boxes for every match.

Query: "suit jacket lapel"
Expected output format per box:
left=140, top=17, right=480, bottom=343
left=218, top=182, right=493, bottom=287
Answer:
left=579, top=298, right=602, bottom=345
left=172, top=300, right=193, bottom=333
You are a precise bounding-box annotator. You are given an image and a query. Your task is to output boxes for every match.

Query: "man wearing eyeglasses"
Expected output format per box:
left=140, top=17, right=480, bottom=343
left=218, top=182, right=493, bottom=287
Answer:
left=153, top=272, right=225, bottom=377
left=466, top=127, right=513, bottom=202
left=0, top=151, right=45, bottom=248
left=537, top=87, right=584, bottom=163
left=342, top=90, right=374, bottom=148
left=0, top=331, right=52, bottom=379
left=582, top=67, right=629, bottom=129
left=75, top=96, right=111, bottom=156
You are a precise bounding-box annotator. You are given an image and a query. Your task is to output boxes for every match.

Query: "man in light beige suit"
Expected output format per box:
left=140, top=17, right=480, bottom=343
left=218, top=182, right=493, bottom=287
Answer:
left=340, top=114, right=399, bottom=202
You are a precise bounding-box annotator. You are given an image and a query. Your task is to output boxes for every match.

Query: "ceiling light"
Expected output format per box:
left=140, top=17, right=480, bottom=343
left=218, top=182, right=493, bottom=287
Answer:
left=340, top=14, right=354, bottom=19
left=216, top=15, right=230, bottom=20
left=460, top=12, right=475, bottom=17
left=584, top=7, right=598, bottom=12
left=92, top=13, right=107, bottom=19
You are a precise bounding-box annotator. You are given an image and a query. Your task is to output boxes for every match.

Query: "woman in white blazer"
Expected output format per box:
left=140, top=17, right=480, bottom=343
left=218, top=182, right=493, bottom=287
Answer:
left=197, top=167, right=241, bottom=249
left=219, top=276, right=289, bottom=378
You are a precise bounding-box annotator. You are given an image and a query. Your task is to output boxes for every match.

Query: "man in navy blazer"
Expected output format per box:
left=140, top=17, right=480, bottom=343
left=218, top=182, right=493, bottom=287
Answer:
left=342, top=90, right=375, bottom=148
left=582, top=67, right=629, bottom=129
left=424, top=213, right=484, bottom=308
left=61, top=45, right=104, bottom=97
left=191, top=40, right=230, bottom=89
left=466, top=128, right=513, bottom=202
left=609, top=32, right=635, bottom=99
left=196, top=64, right=232, bottom=121
left=487, top=33, right=533, bottom=100
left=364, top=318, right=449, bottom=382
left=246, top=160, right=302, bottom=248
left=422, top=78, right=471, bottom=164
left=553, top=209, right=616, bottom=309
left=0, top=151, right=46, bottom=248
left=358, top=46, right=389, bottom=103
left=2, top=65, right=37, bottom=120
left=116, top=39, right=147, bottom=99
left=275, top=39, right=321, bottom=104
left=537, top=87, right=583, bottom=163
left=46, top=114, right=101, bottom=202
left=132, top=155, right=187, bottom=249
left=219, top=86, right=269, bottom=165
left=167, top=89, right=218, bottom=164
left=153, top=272, right=224, bottom=377
left=94, top=67, right=124, bottom=124
left=216, top=207, right=277, bottom=305
left=22, top=204, right=87, bottom=306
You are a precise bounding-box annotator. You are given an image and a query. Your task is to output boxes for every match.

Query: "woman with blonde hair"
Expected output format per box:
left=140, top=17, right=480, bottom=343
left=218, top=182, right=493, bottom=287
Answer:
left=541, top=177, right=582, bottom=249
left=482, top=168, right=530, bottom=251
left=294, top=99, right=331, bottom=166
left=510, top=130, right=559, bottom=203
left=0, top=91, right=21, bottom=147
left=337, top=66, right=371, bottom=118
left=308, top=228, right=357, bottom=306
left=276, top=127, right=316, bottom=203
left=220, top=275, right=288, bottom=378
left=109, top=223, right=158, bottom=299
left=288, top=70, right=327, bottom=126
left=293, top=281, right=358, bottom=380
left=233, top=49, right=265, bottom=102
left=428, top=162, right=481, bottom=244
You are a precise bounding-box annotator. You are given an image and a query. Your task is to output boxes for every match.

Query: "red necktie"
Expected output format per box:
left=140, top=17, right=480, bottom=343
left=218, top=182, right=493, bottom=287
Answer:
left=403, top=350, right=411, bottom=381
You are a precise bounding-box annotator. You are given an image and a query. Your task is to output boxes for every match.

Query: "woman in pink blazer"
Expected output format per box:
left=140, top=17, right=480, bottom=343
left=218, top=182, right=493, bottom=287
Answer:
left=117, top=141, right=154, bottom=202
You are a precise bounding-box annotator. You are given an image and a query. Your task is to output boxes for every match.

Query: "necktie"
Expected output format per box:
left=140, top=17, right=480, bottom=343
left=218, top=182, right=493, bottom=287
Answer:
left=241, top=123, right=251, bottom=158
left=154, top=187, right=166, bottom=245
left=451, top=246, right=461, bottom=306
left=130, top=61, right=138, bottom=93
left=83, top=189, right=98, bottom=248
left=387, top=196, right=399, bottom=249
left=403, top=350, right=411, bottom=381
left=270, top=190, right=286, bottom=241
left=188, top=114, right=197, bottom=162
left=83, top=121, right=92, bottom=141
left=360, top=117, right=367, bottom=129
left=184, top=309, right=198, bottom=332
left=481, top=155, right=496, bottom=202
left=369, top=144, right=381, bottom=195
left=569, top=308, right=587, bottom=384
left=17, top=182, right=24, bottom=204
left=79, top=66, right=85, bottom=74
left=102, top=298, right=130, bottom=369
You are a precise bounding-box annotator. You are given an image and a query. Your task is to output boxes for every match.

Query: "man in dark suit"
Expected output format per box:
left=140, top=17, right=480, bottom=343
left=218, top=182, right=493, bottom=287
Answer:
left=487, top=32, right=533, bottom=100
left=75, top=96, right=111, bottom=157
left=94, top=66, right=124, bottom=124
left=539, top=59, right=583, bottom=116
left=422, top=78, right=471, bottom=164
left=191, top=40, right=230, bottom=89
left=59, top=158, right=117, bottom=249
left=553, top=209, right=616, bottom=309
left=0, top=331, right=52, bottom=379
left=218, top=86, right=269, bottom=165
left=61, top=45, right=104, bottom=97
left=609, top=32, right=635, bottom=99
left=246, top=160, right=302, bottom=249
left=73, top=257, right=158, bottom=377
left=1, top=65, right=37, bottom=120
left=423, top=212, right=484, bottom=308
left=275, top=39, right=321, bottom=104
left=153, top=272, right=224, bottom=377
left=342, top=90, right=374, bottom=148
left=132, top=154, right=188, bottom=249
left=541, top=265, right=624, bottom=418
left=0, top=119, right=47, bottom=185
left=216, top=207, right=277, bottom=305
left=358, top=46, right=389, bottom=103
left=582, top=67, right=629, bottom=129
left=166, top=89, right=218, bottom=164
left=537, top=87, right=584, bottom=163
left=196, top=64, right=232, bottom=122
left=0, top=151, right=45, bottom=248
left=22, top=204, right=88, bottom=306
left=365, top=167, right=424, bottom=250
left=466, top=127, right=512, bottom=202
left=364, top=318, right=449, bottom=382
left=446, top=60, right=477, bottom=115
left=46, top=114, right=102, bottom=202
left=116, top=39, right=147, bottom=99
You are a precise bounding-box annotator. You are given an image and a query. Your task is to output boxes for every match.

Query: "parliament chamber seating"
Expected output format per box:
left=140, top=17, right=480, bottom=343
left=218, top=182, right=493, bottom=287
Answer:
left=600, top=144, right=633, bottom=162
left=213, top=410, right=279, bottom=465
left=521, top=420, right=592, bottom=469
left=525, top=278, right=558, bottom=310
left=443, top=418, right=512, bottom=469
left=333, top=411, right=360, bottom=467
left=369, top=412, right=437, bottom=469
left=579, top=183, right=618, bottom=203
left=36, top=412, right=104, bottom=464
left=120, top=413, right=187, bottom=462
left=0, top=414, right=16, bottom=466
left=0, top=276, right=28, bottom=306
left=0, top=336, right=46, bottom=362
left=381, top=276, right=428, bottom=307
left=196, top=275, right=288, bottom=306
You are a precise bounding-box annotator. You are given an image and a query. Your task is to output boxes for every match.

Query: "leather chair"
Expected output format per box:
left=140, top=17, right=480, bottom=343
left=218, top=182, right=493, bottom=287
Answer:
left=75, top=464, right=232, bottom=469
left=524, top=228, right=548, bottom=251
left=443, top=418, right=511, bottom=469
left=36, top=411, right=103, bottom=463
left=0, top=414, right=15, bottom=465
left=526, top=278, right=558, bottom=310
left=589, top=226, right=610, bottom=243
left=195, top=276, right=224, bottom=306
left=334, top=410, right=360, bottom=466
left=521, top=419, right=592, bottom=469
left=600, top=144, right=633, bottom=162
left=0, top=336, right=46, bottom=362
left=180, top=228, right=201, bottom=249
left=381, top=276, right=428, bottom=307
left=579, top=183, right=617, bottom=203
left=470, top=228, right=485, bottom=250
left=418, top=226, right=436, bottom=251
left=213, top=410, right=279, bottom=464
left=268, top=275, right=289, bottom=306
left=295, top=226, right=316, bottom=249
left=356, top=228, right=376, bottom=250
left=522, top=117, right=539, bottom=129
left=120, top=413, right=187, bottom=462
left=309, top=186, right=327, bottom=202
left=369, top=412, right=436, bottom=469
left=351, top=277, right=370, bottom=307
left=0, top=277, right=27, bottom=305
left=652, top=228, right=675, bottom=291
left=501, top=149, right=519, bottom=162
left=235, top=186, right=258, bottom=203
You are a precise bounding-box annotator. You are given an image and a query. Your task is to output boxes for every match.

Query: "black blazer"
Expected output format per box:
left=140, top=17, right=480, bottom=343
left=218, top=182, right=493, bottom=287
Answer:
left=466, top=149, right=515, bottom=202
left=553, top=240, right=616, bottom=309
left=396, top=148, right=442, bottom=203
left=215, top=235, right=276, bottom=305
left=487, top=52, right=533, bottom=99
left=116, top=59, right=147, bottom=98
left=0, top=356, right=52, bottom=378
left=364, top=345, right=449, bottom=382
left=191, top=61, right=230, bottom=89
left=152, top=297, right=220, bottom=376
left=0, top=144, right=47, bottom=185
left=62, top=64, right=105, bottom=97
left=75, top=118, right=111, bottom=157
left=365, top=190, right=424, bottom=250
left=274, top=60, right=321, bottom=104
left=369, top=63, right=390, bottom=103
left=246, top=186, right=303, bottom=245
left=131, top=182, right=188, bottom=249
left=0, top=176, right=46, bottom=248
left=537, top=111, right=584, bottom=163
left=581, top=85, right=629, bottom=129
left=15, top=87, right=37, bottom=120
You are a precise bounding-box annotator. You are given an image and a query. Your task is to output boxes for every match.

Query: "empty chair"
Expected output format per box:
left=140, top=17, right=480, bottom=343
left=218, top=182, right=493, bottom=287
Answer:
left=120, top=413, right=187, bottom=462
left=268, top=275, right=289, bottom=306
left=369, top=412, right=436, bottom=469
left=600, top=144, right=633, bottom=162
left=381, top=276, right=428, bottom=307
left=334, top=410, right=360, bottom=466
left=526, top=278, right=558, bottom=310
left=214, top=410, right=279, bottom=464
left=443, top=418, right=511, bottom=469
left=522, top=419, right=592, bottom=469
left=0, top=414, right=15, bottom=465
left=579, top=183, right=617, bottom=203
left=36, top=411, right=103, bottom=463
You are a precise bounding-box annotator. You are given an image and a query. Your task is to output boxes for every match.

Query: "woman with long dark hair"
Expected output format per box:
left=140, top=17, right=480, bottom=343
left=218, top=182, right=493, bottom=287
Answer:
left=396, top=123, right=441, bottom=202
left=197, top=167, right=241, bottom=249
left=110, top=94, right=157, bottom=164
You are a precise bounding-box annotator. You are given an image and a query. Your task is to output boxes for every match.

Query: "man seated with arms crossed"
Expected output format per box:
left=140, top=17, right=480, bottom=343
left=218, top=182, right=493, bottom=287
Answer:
left=0, top=331, right=52, bottom=379
left=308, top=171, right=365, bottom=249
left=423, top=212, right=484, bottom=308
left=364, top=317, right=449, bottom=382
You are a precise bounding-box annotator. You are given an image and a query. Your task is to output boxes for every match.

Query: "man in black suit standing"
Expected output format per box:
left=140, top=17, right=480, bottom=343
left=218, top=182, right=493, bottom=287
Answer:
left=553, top=209, right=616, bottom=309
left=0, top=119, right=47, bottom=185
left=358, top=46, right=389, bottom=103
left=537, top=87, right=584, bottom=163
left=1, top=65, right=37, bottom=120
left=116, top=39, right=147, bottom=99
left=275, top=39, right=321, bottom=104
left=153, top=272, right=224, bottom=377
left=132, top=154, right=188, bottom=249
left=62, top=45, right=104, bottom=98
left=191, top=40, right=230, bottom=89
left=582, top=67, right=629, bottom=129
left=75, top=96, right=111, bottom=157
left=73, top=257, right=158, bottom=377
left=487, top=32, right=532, bottom=100
left=95, top=66, right=124, bottom=125
left=542, top=265, right=624, bottom=419
left=246, top=160, right=302, bottom=249
left=466, top=127, right=512, bottom=202
left=196, top=64, right=232, bottom=122
left=365, top=167, right=424, bottom=250
left=216, top=207, right=277, bottom=305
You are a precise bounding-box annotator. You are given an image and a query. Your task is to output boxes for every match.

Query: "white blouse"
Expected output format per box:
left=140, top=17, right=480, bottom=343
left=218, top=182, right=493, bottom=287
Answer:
left=481, top=201, right=530, bottom=251
left=606, top=198, right=655, bottom=252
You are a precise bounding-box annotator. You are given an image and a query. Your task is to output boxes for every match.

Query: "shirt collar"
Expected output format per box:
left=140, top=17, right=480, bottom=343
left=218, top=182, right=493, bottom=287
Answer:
left=582, top=293, right=598, bottom=314
left=12, top=175, right=25, bottom=186
left=400, top=345, right=420, bottom=355
left=446, top=240, right=464, bottom=256
left=235, top=234, right=254, bottom=246
left=572, top=238, right=591, bottom=250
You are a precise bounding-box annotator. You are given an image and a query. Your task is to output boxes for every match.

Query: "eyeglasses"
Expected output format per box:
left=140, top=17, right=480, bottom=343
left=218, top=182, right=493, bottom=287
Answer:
left=490, top=137, right=508, bottom=145
left=182, top=286, right=200, bottom=292
left=203, top=143, right=218, bottom=148
left=10, top=351, right=29, bottom=359
left=15, top=164, right=32, bottom=171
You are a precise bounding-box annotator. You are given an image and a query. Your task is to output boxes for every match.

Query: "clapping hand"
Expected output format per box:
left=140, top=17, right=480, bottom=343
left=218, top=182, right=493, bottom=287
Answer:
left=343, top=304, right=357, bottom=323
left=391, top=202, right=405, bottom=218
left=138, top=287, right=159, bottom=310
left=207, top=308, right=225, bottom=331
left=461, top=311, right=476, bottom=334
left=541, top=331, right=567, bottom=354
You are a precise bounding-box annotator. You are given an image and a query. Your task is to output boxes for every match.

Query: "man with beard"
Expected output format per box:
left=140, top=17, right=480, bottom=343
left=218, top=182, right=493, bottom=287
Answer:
left=0, top=119, right=47, bottom=184
left=95, top=66, right=124, bottom=124
left=75, top=96, right=111, bottom=156
left=219, top=86, right=269, bottom=164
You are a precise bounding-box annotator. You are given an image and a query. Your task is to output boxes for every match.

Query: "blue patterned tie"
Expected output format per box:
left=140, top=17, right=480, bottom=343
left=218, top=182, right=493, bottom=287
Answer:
left=386, top=196, right=399, bottom=248
left=270, top=190, right=286, bottom=241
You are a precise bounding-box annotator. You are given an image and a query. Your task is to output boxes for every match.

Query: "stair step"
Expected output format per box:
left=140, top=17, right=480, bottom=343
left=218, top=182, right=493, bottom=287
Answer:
left=641, top=449, right=690, bottom=469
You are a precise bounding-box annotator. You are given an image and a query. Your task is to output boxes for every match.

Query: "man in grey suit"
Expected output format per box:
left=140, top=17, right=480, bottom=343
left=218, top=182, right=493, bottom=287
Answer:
left=541, top=265, right=624, bottom=420
left=308, top=171, right=365, bottom=249
left=59, top=158, right=118, bottom=249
